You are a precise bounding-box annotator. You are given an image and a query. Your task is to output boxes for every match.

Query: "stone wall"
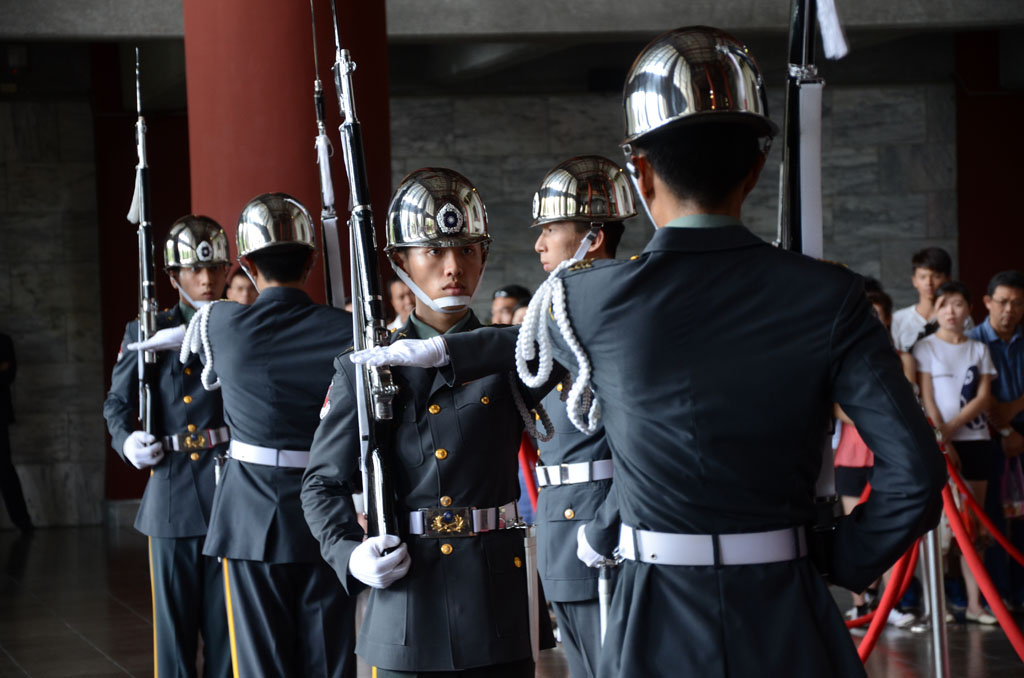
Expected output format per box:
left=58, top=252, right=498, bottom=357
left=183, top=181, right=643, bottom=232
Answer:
left=390, top=82, right=957, bottom=319
left=0, top=98, right=105, bottom=527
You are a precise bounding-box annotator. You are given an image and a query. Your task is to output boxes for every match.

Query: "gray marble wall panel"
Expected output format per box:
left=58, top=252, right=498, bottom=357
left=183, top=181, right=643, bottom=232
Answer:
left=391, top=82, right=958, bottom=319
left=0, top=97, right=104, bottom=530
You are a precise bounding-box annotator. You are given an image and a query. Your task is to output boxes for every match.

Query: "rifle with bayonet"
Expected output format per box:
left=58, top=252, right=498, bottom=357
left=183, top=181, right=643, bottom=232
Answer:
left=308, top=0, right=348, bottom=309
left=126, top=47, right=158, bottom=435
left=325, top=0, right=400, bottom=540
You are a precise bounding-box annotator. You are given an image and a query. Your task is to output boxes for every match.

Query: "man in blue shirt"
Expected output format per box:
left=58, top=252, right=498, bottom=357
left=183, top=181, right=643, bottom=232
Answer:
left=966, top=269, right=1024, bottom=607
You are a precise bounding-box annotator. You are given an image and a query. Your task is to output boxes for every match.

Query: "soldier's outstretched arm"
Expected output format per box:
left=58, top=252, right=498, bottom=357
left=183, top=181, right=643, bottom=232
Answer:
left=302, top=354, right=370, bottom=594
left=829, top=278, right=947, bottom=593
left=103, top=321, right=141, bottom=463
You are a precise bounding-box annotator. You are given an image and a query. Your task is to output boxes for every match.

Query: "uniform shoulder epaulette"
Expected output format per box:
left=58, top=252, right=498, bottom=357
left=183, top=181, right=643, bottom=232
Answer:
left=819, top=258, right=849, bottom=269
left=340, top=345, right=355, bottom=357
left=568, top=258, right=594, bottom=271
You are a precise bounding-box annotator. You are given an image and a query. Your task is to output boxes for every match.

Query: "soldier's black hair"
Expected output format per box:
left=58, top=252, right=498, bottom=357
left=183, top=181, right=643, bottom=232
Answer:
left=936, top=280, right=971, bottom=305
left=632, top=122, right=762, bottom=209
left=245, top=244, right=313, bottom=283
left=910, top=247, right=952, bottom=276
left=574, top=220, right=625, bottom=258
left=987, top=270, right=1024, bottom=297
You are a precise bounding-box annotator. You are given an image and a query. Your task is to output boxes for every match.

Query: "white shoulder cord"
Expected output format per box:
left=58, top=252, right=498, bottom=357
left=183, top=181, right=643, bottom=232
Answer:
left=508, top=373, right=553, bottom=442
left=515, top=259, right=601, bottom=434
left=180, top=301, right=221, bottom=391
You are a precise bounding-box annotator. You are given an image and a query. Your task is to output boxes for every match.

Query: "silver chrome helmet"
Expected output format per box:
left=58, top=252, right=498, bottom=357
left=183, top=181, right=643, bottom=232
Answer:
left=236, top=192, right=316, bottom=258
left=622, top=26, right=778, bottom=145
left=531, top=156, right=637, bottom=228
left=163, top=215, right=230, bottom=269
left=385, top=168, right=490, bottom=252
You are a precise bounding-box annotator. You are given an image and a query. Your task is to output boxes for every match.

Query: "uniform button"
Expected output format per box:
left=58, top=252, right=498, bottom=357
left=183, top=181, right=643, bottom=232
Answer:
left=556, top=383, right=563, bottom=392
left=563, top=508, right=575, bottom=520
left=149, top=469, right=154, bottom=477
left=190, top=452, right=200, bottom=461
left=440, top=496, right=452, bottom=507
left=480, top=396, right=490, bottom=405
left=187, top=424, right=197, bottom=432
left=513, top=556, right=523, bottom=568
left=428, top=404, right=441, bottom=415
left=440, top=543, right=453, bottom=555
left=434, top=448, right=448, bottom=460
left=183, top=395, right=193, bottom=404
left=184, top=367, right=192, bottom=375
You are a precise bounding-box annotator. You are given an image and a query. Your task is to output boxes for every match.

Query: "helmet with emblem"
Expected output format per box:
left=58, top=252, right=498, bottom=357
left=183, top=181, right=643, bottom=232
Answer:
left=531, top=156, right=637, bottom=228
left=163, top=215, right=230, bottom=269
left=622, top=26, right=778, bottom=146
left=385, top=168, right=490, bottom=252
left=236, top=192, right=316, bottom=258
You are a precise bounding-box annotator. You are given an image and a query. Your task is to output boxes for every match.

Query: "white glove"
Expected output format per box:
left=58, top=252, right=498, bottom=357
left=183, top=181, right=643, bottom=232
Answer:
left=577, top=523, right=606, bottom=569
left=123, top=431, right=164, bottom=469
left=349, top=535, right=412, bottom=588
left=350, top=336, right=449, bottom=368
left=127, top=325, right=186, bottom=352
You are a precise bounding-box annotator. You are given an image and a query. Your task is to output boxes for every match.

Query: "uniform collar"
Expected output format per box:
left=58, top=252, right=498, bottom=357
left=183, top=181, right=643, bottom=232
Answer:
left=643, top=222, right=765, bottom=254
left=406, top=310, right=479, bottom=339
left=251, top=286, right=314, bottom=306
left=663, top=214, right=743, bottom=229
left=177, top=301, right=195, bottom=325
left=977, top=316, right=1024, bottom=345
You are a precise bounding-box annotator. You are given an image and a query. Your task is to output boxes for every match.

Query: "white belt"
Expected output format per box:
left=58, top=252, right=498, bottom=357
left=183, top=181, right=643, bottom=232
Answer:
left=228, top=440, right=310, bottom=469
left=618, top=524, right=807, bottom=567
left=536, top=459, right=613, bottom=487
left=408, top=500, right=520, bottom=537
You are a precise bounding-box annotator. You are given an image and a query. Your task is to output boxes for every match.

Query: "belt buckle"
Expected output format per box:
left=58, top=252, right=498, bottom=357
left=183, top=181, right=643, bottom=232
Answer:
left=184, top=433, right=207, bottom=450
left=559, top=464, right=572, bottom=484
left=424, top=507, right=475, bottom=538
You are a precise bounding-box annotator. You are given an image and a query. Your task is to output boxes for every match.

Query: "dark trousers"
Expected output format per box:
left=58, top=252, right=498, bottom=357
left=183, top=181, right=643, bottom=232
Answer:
left=223, top=557, right=356, bottom=678
left=149, top=536, right=232, bottom=678
left=551, top=599, right=601, bottom=678
left=373, top=658, right=534, bottom=677
left=0, top=422, right=31, bottom=530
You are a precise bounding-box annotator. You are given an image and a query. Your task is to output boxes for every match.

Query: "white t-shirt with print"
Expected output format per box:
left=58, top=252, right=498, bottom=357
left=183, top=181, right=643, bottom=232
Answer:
left=892, top=304, right=975, bottom=352
left=912, top=333, right=996, bottom=441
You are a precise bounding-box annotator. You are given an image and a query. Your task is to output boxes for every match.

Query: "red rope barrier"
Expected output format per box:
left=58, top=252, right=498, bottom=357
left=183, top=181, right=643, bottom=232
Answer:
left=856, top=538, right=920, bottom=660
left=845, top=541, right=919, bottom=630
left=942, top=484, right=1024, bottom=663
left=518, top=432, right=538, bottom=513
left=944, top=455, right=1024, bottom=569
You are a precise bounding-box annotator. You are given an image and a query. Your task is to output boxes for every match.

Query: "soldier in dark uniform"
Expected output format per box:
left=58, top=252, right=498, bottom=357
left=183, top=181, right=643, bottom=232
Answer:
left=103, top=215, right=232, bottom=678
left=180, top=193, right=356, bottom=677
left=531, top=28, right=946, bottom=677
left=528, top=156, right=635, bottom=677
left=302, top=168, right=549, bottom=677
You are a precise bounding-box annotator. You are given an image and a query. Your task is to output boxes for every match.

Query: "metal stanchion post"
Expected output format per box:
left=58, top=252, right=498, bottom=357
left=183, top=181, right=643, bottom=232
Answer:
left=923, top=528, right=950, bottom=678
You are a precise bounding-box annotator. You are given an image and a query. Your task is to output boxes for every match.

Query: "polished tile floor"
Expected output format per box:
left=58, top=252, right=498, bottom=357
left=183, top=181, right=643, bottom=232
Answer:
left=0, top=527, right=1021, bottom=677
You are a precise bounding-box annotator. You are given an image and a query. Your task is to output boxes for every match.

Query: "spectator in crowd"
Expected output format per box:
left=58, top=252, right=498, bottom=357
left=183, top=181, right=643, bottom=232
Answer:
left=225, top=266, right=258, bottom=305
left=490, top=284, right=531, bottom=325
left=386, top=278, right=415, bottom=331
left=916, top=281, right=998, bottom=624
left=967, top=270, right=1024, bottom=608
left=0, top=332, right=32, bottom=533
left=891, top=247, right=973, bottom=352
left=510, top=303, right=529, bottom=326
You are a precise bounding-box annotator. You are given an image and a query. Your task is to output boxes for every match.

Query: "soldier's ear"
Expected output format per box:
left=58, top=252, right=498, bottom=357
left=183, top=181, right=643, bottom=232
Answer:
left=630, top=154, right=656, bottom=202
left=588, top=228, right=606, bottom=254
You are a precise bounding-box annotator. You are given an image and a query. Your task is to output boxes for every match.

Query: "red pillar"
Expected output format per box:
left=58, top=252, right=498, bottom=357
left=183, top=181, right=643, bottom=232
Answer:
left=182, top=0, right=391, bottom=304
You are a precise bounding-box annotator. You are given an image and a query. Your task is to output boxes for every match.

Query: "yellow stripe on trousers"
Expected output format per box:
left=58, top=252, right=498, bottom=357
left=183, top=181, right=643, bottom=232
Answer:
left=148, top=537, right=158, bottom=678
left=223, top=559, right=241, bottom=678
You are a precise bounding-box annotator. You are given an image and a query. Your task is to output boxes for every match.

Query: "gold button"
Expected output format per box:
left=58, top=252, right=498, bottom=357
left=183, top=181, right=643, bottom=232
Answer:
left=190, top=452, right=200, bottom=461
left=480, top=396, right=490, bottom=405
left=183, top=395, right=193, bottom=404
left=440, top=496, right=452, bottom=507
left=534, top=412, right=540, bottom=420
left=184, top=367, right=192, bottom=375
left=428, top=404, right=441, bottom=415
left=630, top=254, right=640, bottom=260
left=556, top=383, right=563, bottom=392
left=440, top=543, right=453, bottom=555
left=513, top=556, right=523, bottom=568
left=149, top=469, right=154, bottom=477
left=187, top=424, right=197, bottom=432
left=564, top=508, right=575, bottom=520
left=434, top=448, right=448, bottom=460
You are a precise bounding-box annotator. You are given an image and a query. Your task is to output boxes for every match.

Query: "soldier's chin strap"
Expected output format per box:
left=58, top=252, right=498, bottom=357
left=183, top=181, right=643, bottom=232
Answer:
left=388, top=256, right=485, bottom=315
left=170, top=276, right=214, bottom=310
left=572, top=223, right=602, bottom=261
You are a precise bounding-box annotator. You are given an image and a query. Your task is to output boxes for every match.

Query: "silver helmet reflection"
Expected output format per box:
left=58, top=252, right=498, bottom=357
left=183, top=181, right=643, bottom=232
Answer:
left=163, top=215, right=230, bottom=269
left=531, top=156, right=637, bottom=228
left=236, top=192, right=316, bottom=258
left=385, top=168, right=490, bottom=251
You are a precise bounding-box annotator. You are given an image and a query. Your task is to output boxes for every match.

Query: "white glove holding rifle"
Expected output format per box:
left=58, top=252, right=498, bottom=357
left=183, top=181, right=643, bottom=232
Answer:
left=123, top=431, right=164, bottom=469
left=127, top=325, right=186, bottom=353
left=350, top=336, right=449, bottom=369
left=349, top=535, right=412, bottom=588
